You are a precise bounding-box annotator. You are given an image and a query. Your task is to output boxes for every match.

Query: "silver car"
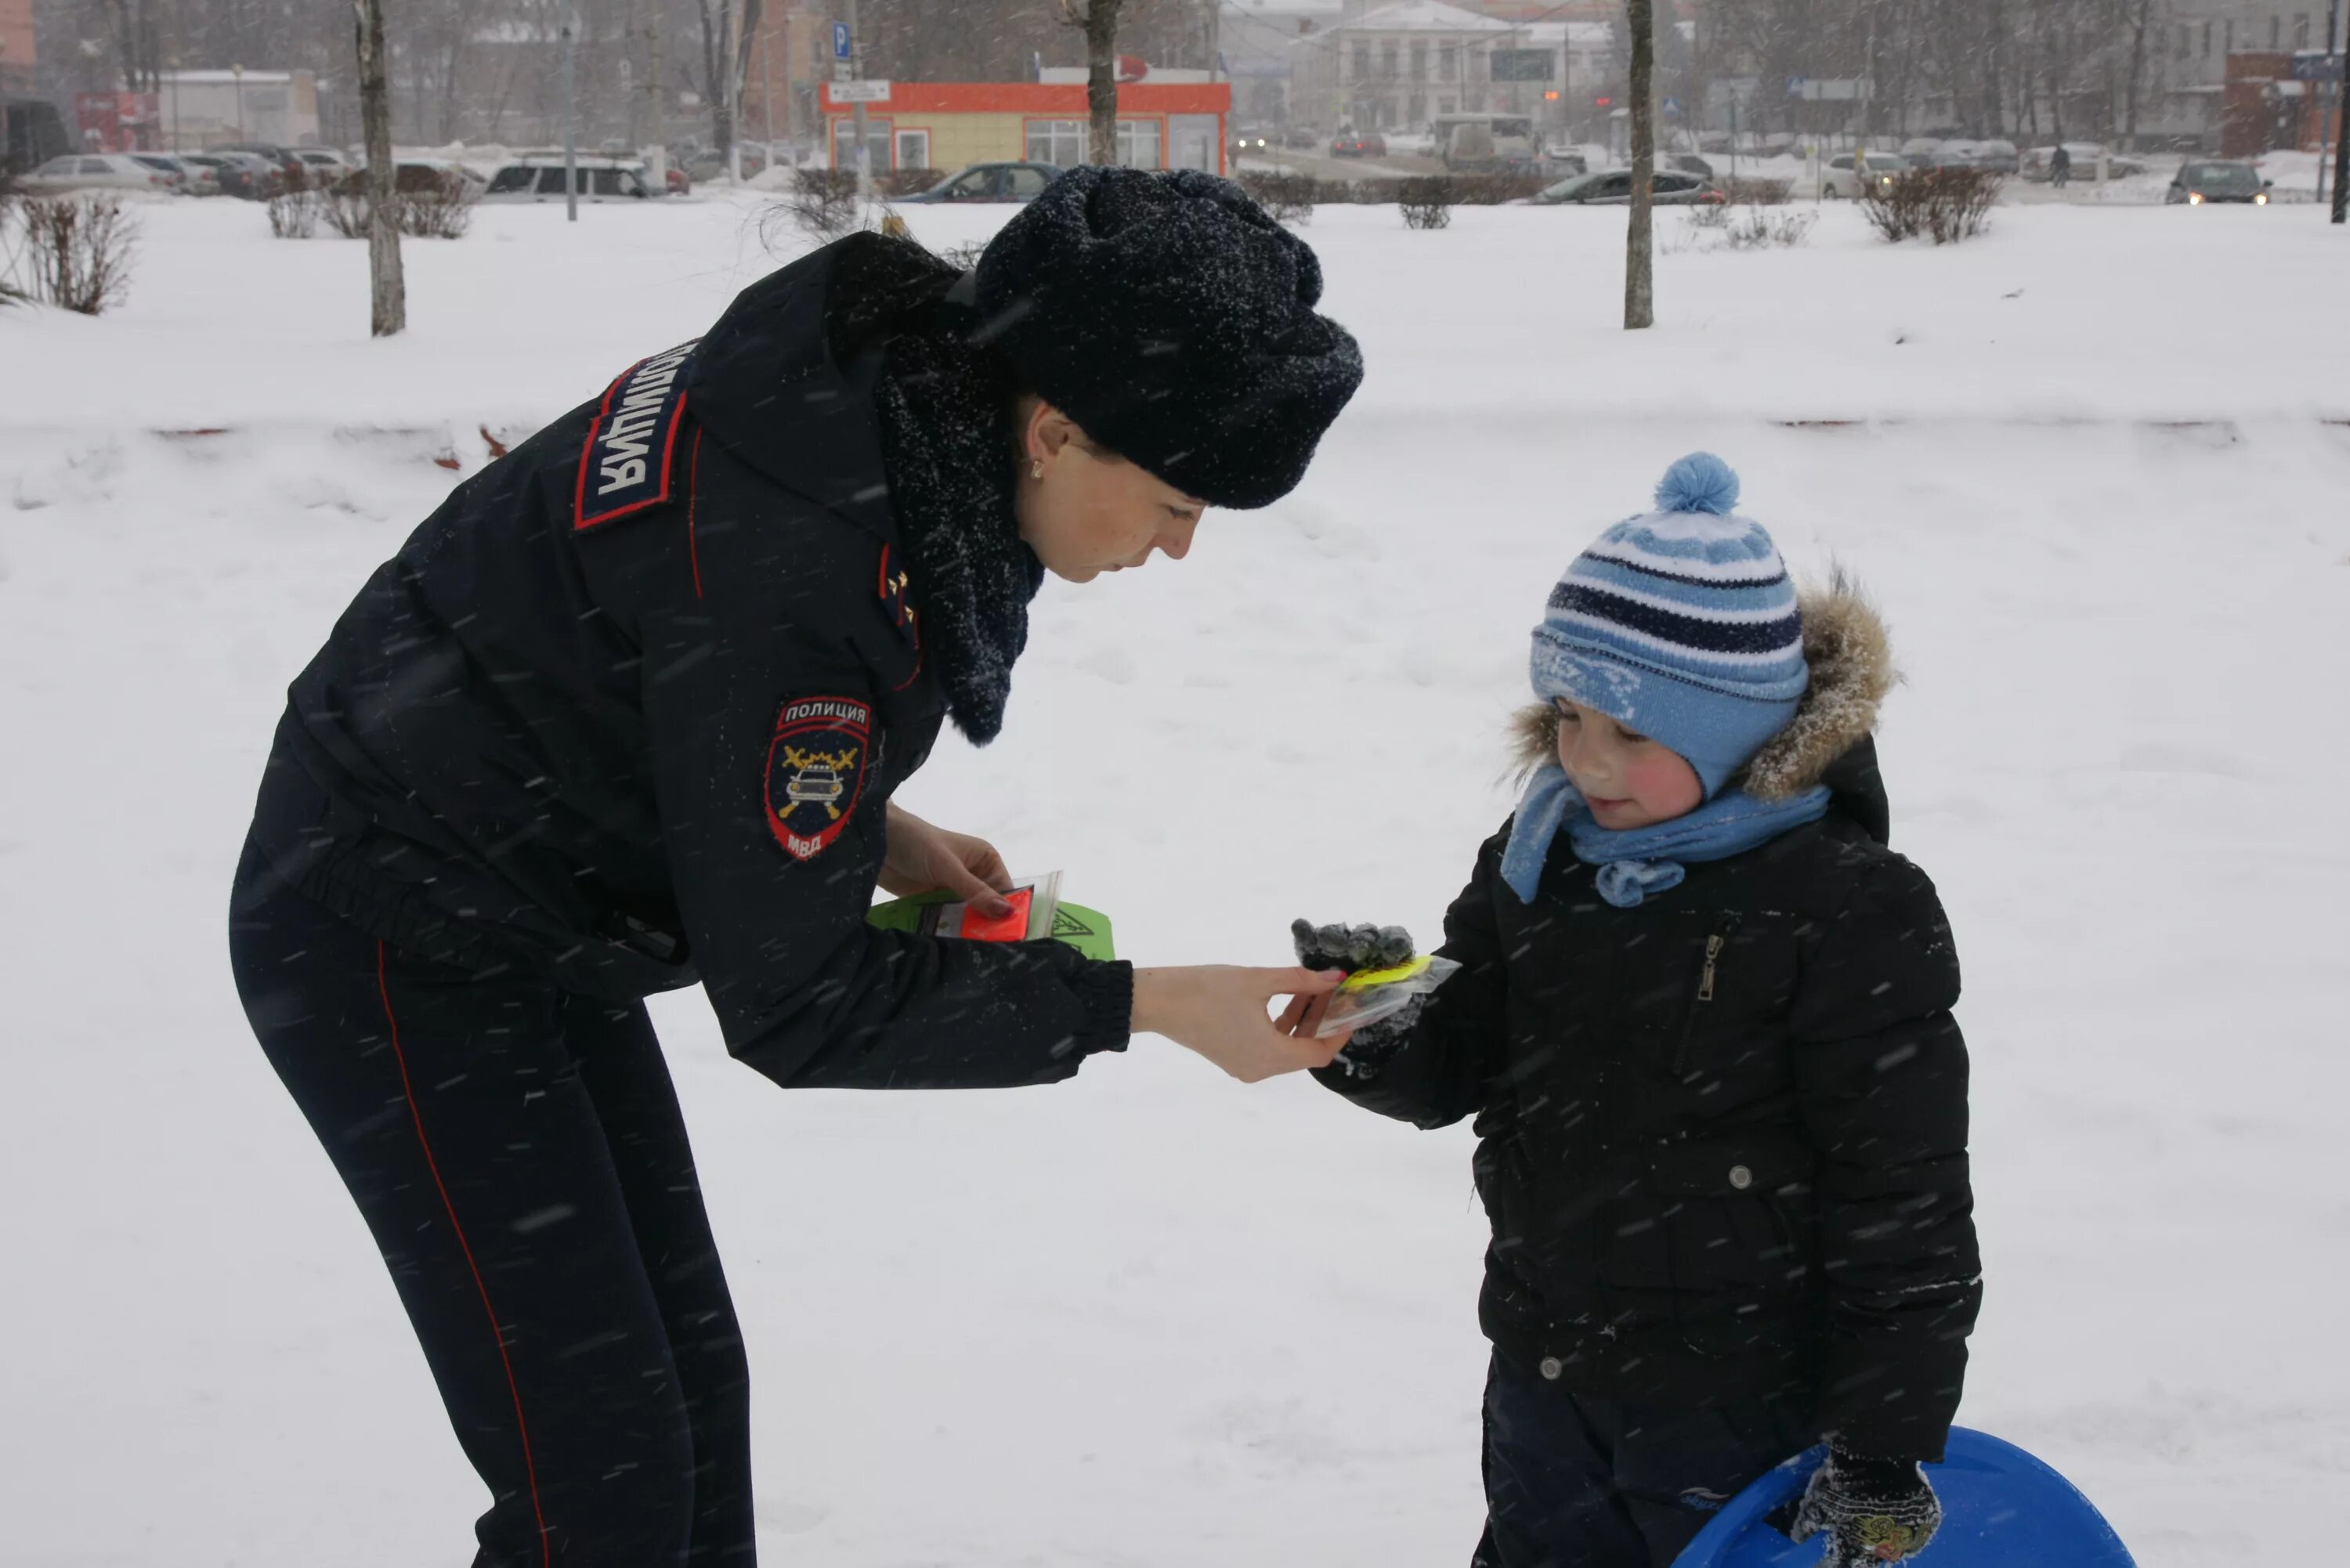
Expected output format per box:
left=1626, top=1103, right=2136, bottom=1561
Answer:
left=20, top=153, right=185, bottom=196
left=1528, top=168, right=1724, bottom=206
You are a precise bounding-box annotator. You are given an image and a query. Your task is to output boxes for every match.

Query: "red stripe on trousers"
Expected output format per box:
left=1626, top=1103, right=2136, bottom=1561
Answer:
left=376, top=941, right=553, bottom=1567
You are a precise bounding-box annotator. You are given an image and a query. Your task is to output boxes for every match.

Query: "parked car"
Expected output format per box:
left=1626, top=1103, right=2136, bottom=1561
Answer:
left=895, top=161, right=1061, bottom=203
left=1793, top=152, right=1911, bottom=198
left=482, top=156, right=649, bottom=202
left=212, top=142, right=309, bottom=190
left=680, top=145, right=769, bottom=182
left=1668, top=153, right=1716, bottom=178
left=146, top=154, right=219, bottom=195
left=1527, top=168, right=1724, bottom=206
left=207, top=150, right=284, bottom=198
left=1330, top=128, right=1386, bottom=158
left=2165, top=160, right=2270, bottom=204
left=292, top=148, right=356, bottom=179
left=2020, top=143, right=2144, bottom=180
left=19, top=152, right=184, bottom=195
left=173, top=152, right=249, bottom=195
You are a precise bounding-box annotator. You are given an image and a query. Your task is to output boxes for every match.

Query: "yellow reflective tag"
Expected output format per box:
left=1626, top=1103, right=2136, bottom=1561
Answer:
left=1340, top=954, right=1434, bottom=992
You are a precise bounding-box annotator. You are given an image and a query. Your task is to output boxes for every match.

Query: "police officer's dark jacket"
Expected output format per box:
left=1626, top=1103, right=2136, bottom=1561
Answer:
left=1319, top=585, right=1980, bottom=1463
left=249, top=234, right=1133, bottom=1089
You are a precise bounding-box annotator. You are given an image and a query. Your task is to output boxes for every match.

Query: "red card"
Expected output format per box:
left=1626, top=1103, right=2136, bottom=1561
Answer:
left=958, top=887, right=1032, bottom=942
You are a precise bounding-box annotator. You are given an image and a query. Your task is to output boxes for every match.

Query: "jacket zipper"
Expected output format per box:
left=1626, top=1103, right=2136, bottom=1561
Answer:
left=1672, top=913, right=1742, bottom=1076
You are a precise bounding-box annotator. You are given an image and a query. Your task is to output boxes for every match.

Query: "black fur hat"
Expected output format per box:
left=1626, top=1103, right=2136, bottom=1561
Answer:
left=967, top=165, right=1363, bottom=511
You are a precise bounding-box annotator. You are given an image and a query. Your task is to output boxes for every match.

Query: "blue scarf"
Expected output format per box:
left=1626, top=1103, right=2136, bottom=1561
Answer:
left=1499, top=763, right=1832, bottom=908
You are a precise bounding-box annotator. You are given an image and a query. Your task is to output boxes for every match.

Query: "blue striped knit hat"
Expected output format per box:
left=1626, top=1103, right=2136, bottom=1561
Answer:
left=1531, top=453, right=1809, bottom=800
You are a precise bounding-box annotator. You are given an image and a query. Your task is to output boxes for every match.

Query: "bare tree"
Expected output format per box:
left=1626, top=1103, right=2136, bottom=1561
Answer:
left=356, top=0, right=406, bottom=336
left=1625, top=0, right=1654, bottom=330
left=1062, top=0, right=1126, bottom=164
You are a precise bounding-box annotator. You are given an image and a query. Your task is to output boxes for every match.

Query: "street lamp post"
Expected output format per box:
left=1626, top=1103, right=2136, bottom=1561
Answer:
left=233, top=63, right=247, bottom=140
left=560, top=6, right=580, bottom=221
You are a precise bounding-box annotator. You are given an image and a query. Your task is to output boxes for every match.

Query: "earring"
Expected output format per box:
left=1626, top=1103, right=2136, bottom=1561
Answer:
left=1029, top=457, right=1044, bottom=480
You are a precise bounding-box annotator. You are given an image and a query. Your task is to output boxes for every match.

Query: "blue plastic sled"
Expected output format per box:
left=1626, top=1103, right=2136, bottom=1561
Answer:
left=1672, top=1427, right=2136, bottom=1568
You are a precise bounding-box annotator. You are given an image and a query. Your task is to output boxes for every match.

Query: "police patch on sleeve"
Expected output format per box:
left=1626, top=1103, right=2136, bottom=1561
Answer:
left=573, top=340, right=697, bottom=531
left=764, top=696, right=873, bottom=862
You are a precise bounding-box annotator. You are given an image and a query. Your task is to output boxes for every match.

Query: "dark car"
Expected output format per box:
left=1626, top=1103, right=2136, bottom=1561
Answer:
left=2167, top=159, right=2270, bottom=205
left=1331, top=130, right=1386, bottom=158
left=1528, top=168, right=1724, bottom=206
left=1669, top=153, right=1716, bottom=178
left=186, top=149, right=280, bottom=199
left=894, top=161, right=1061, bottom=203
left=214, top=142, right=309, bottom=190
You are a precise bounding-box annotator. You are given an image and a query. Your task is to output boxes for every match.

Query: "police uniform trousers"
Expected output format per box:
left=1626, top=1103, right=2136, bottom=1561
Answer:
left=229, top=839, right=756, bottom=1567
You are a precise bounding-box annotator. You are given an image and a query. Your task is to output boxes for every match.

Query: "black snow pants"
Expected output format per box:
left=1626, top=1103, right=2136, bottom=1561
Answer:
left=228, top=840, right=755, bottom=1567
left=1472, top=1353, right=1814, bottom=1568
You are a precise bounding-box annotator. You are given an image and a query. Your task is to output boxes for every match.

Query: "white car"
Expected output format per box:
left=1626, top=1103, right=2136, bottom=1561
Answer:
left=291, top=148, right=356, bottom=180
left=1793, top=152, right=1911, bottom=199
left=482, top=156, right=656, bottom=202
left=20, top=152, right=186, bottom=196
left=150, top=154, right=220, bottom=196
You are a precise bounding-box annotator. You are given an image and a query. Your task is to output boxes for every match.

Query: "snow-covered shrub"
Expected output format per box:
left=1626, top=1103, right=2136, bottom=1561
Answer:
left=1397, top=175, right=1456, bottom=229
left=1718, top=176, right=1793, bottom=204
left=1238, top=170, right=1318, bottom=226
left=1863, top=168, right=2001, bottom=244
left=267, top=189, right=323, bottom=239
left=322, top=189, right=374, bottom=240
left=783, top=168, right=860, bottom=242
left=399, top=173, right=479, bottom=240
left=880, top=167, right=944, bottom=198
left=3, top=193, right=138, bottom=314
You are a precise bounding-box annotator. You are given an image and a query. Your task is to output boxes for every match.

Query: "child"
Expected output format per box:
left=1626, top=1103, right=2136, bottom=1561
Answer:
left=1292, top=454, right=1979, bottom=1568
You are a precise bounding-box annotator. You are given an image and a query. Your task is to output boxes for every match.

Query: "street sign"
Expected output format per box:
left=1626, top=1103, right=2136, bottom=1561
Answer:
left=1661, top=96, right=1681, bottom=116
left=832, top=22, right=851, bottom=61
left=1786, top=75, right=1807, bottom=95
left=2288, top=50, right=2345, bottom=81
left=832, top=61, right=851, bottom=82
left=831, top=79, right=891, bottom=104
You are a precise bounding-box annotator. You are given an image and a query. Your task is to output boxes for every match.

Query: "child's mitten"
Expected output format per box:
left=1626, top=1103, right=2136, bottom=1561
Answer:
left=1290, top=919, right=1416, bottom=974
left=1290, top=919, right=1420, bottom=1076
left=1788, top=1451, right=1943, bottom=1565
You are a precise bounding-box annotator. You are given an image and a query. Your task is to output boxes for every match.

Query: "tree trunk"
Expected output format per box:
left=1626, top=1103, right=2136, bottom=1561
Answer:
left=1085, top=0, right=1124, bottom=164
left=356, top=0, right=406, bottom=338
left=1625, top=0, right=1654, bottom=331
left=2123, top=0, right=2149, bottom=150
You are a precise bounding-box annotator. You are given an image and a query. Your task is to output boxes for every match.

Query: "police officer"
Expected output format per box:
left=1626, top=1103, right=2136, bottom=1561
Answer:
left=227, top=168, right=1363, bottom=1566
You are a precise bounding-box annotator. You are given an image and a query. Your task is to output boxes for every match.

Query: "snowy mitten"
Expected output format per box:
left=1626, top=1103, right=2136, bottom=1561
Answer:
left=1290, top=919, right=1420, bottom=1075
left=1788, top=1451, right=1942, bottom=1566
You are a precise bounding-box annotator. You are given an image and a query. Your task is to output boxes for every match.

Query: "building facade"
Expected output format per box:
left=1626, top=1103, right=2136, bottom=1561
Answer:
left=0, top=0, right=34, bottom=97
left=155, top=70, right=322, bottom=150
left=819, top=80, right=1229, bottom=176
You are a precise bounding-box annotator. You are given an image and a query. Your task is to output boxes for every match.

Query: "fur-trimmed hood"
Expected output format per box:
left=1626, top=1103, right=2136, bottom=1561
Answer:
left=1509, top=570, right=1896, bottom=801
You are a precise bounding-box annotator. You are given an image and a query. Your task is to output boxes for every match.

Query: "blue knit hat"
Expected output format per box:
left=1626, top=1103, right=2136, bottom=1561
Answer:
left=1531, top=453, right=1809, bottom=799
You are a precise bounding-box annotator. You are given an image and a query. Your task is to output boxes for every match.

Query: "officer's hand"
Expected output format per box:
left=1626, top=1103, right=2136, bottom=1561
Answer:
left=1133, top=966, right=1346, bottom=1083
left=880, top=804, right=1015, bottom=918
left=1788, top=1450, right=1943, bottom=1565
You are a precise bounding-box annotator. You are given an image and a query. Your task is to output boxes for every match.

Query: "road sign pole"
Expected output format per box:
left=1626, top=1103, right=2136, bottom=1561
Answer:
left=846, top=0, right=871, bottom=202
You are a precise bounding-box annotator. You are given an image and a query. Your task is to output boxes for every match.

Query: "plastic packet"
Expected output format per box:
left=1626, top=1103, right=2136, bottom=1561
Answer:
left=1312, top=954, right=1461, bottom=1039
left=867, top=874, right=1118, bottom=961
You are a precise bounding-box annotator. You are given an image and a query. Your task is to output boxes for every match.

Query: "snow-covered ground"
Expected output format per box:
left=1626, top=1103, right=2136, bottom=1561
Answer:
left=4, top=197, right=2346, bottom=1566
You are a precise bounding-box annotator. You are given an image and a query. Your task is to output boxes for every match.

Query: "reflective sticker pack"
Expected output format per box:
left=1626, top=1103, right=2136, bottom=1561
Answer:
left=764, top=695, right=873, bottom=862
left=573, top=340, right=698, bottom=530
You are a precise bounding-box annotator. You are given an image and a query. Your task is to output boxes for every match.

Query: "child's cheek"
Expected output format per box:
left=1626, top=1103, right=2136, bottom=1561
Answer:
left=1627, top=750, right=1705, bottom=816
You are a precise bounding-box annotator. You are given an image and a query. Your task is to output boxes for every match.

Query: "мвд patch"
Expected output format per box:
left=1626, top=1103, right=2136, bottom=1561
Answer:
left=764, top=695, right=873, bottom=862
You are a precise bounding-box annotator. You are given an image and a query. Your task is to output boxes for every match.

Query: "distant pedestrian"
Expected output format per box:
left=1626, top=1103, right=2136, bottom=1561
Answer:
left=2050, top=143, right=2073, bottom=188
